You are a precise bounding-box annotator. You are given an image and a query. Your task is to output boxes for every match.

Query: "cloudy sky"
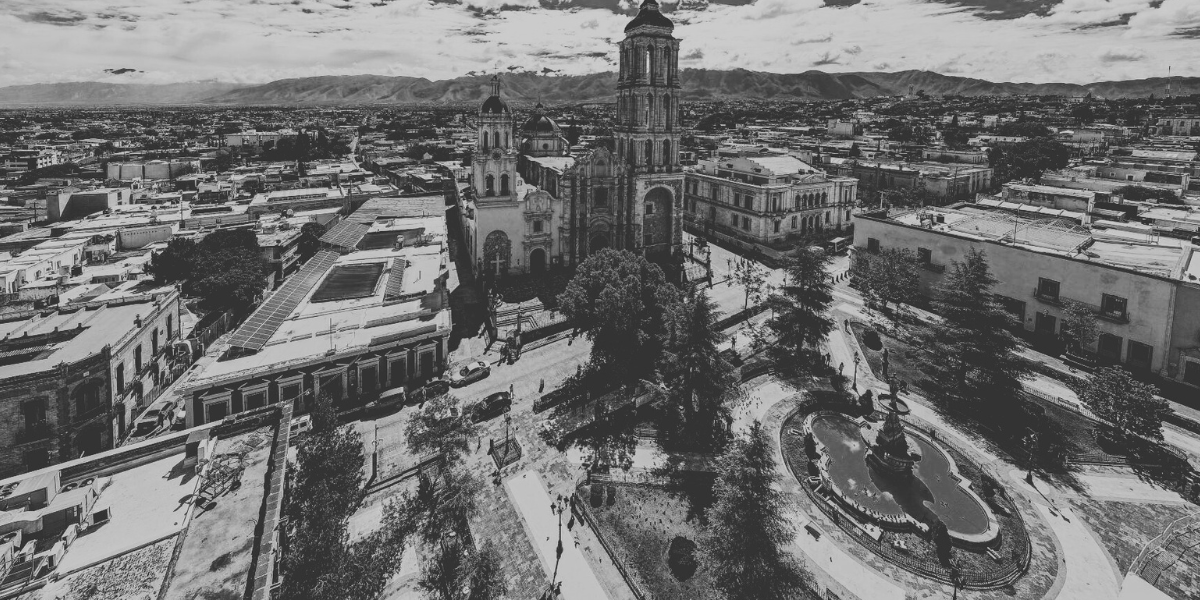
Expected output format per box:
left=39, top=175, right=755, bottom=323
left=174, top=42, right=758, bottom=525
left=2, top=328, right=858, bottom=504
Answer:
left=0, top=0, right=1197, bottom=87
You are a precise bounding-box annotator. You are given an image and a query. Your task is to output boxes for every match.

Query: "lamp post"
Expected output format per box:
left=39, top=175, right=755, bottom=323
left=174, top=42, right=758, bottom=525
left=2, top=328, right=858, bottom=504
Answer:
left=852, top=351, right=861, bottom=391
left=542, top=495, right=569, bottom=599
left=1024, top=431, right=1039, bottom=485
left=950, top=563, right=964, bottom=600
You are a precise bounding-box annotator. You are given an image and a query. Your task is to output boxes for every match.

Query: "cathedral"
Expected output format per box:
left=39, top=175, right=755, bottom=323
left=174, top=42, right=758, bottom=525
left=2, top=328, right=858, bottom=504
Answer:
left=469, top=0, right=684, bottom=281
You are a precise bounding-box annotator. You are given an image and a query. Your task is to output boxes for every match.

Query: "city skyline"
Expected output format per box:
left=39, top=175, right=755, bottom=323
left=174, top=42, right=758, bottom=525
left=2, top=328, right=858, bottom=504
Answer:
left=0, top=0, right=1198, bottom=88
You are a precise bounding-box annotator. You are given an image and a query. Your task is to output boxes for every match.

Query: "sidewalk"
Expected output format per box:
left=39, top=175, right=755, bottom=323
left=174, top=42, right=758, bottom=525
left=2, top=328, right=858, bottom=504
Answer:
left=506, top=470, right=611, bottom=600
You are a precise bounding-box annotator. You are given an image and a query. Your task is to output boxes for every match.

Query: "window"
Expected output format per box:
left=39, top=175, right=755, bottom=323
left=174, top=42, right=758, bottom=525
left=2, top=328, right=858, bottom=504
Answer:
left=205, top=400, right=228, bottom=423
left=533, top=220, right=543, bottom=233
left=1184, top=360, right=1200, bottom=386
left=867, top=237, right=880, bottom=253
left=22, top=400, right=46, bottom=431
left=116, top=364, right=125, bottom=394
left=791, top=215, right=797, bottom=229
left=918, top=248, right=932, bottom=264
left=733, top=192, right=740, bottom=207
left=245, top=390, right=266, bottom=410
left=644, top=202, right=655, bottom=216
left=485, top=174, right=495, bottom=196
left=1036, top=278, right=1060, bottom=301
left=152, top=328, right=159, bottom=355
left=500, top=174, right=510, bottom=195
left=741, top=216, right=750, bottom=231
left=1100, top=293, right=1127, bottom=319
left=731, top=213, right=738, bottom=226
left=710, top=185, right=718, bottom=201
left=773, top=220, right=781, bottom=233
left=1098, top=333, right=1122, bottom=362
left=135, top=344, right=143, bottom=372
left=595, top=188, right=608, bottom=208
left=825, top=212, right=831, bottom=224
left=1127, top=340, right=1153, bottom=370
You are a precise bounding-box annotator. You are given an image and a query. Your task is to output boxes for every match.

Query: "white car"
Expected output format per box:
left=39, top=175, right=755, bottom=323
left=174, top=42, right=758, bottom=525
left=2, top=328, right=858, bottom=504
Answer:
left=448, top=361, right=491, bottom=388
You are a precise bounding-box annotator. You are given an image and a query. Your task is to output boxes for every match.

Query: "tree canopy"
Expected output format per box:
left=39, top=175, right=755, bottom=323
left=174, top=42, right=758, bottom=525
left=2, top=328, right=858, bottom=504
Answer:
left=1114, top=185, right=1182, bottom=204
left=299, top=221, right=328, bottom=262
left=1077, top=366, right=1168, bottom=443
left=765, top=248, right=834, bottom=372
left=851, top=248, right=922, bottom=314
left=923, top=248, right=1032, bottom=408
left=557, top=249, right=682, bottom=383
left=662, top=289, right=737, bottom=450
left=147, top=228, right=268, bottom=312
left=988, top=138, right=1070, bottom=183
left=703, top=421, right=805, bottom=600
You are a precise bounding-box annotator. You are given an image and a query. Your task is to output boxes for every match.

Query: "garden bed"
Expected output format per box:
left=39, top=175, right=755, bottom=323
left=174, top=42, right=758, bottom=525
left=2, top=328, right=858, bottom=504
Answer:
left=579, top=479, right=720, bottom=600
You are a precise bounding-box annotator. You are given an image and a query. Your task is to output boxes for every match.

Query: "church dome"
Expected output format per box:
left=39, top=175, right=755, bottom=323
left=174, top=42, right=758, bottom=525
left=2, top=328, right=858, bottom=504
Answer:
left=481, top=95, right=511, bottom=115
left=522, top=106, right=560, bottom=134
left=625, top=0, right=673, bottom=33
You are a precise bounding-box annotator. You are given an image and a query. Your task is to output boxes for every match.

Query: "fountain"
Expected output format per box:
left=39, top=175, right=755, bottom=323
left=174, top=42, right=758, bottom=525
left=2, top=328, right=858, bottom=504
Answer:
left=800, top=386, right=1000, bottom=545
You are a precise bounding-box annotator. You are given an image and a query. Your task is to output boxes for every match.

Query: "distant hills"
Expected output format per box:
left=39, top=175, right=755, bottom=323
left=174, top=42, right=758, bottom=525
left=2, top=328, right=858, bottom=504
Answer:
left=0, top=70, right=1196, bottom=106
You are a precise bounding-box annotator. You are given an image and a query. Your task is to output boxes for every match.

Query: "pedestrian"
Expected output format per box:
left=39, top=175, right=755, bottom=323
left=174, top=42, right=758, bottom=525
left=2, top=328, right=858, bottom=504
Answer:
left=488, top=438, right=494, bottom=455
left=539, top=378, right=545, bottom=393
left=839, top=362, right=844, bottom=375
left=510, top=383, right=514, bottom=397
left=844, top=318, right=850, bottom=331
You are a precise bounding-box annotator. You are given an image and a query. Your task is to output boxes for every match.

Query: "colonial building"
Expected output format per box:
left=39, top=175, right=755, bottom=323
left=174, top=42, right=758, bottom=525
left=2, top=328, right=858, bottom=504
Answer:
left=0, top=290, right=182, bottom=477
left=468, top=0, right=684, bottom=280
left=684, top=154, right=858, bottom=246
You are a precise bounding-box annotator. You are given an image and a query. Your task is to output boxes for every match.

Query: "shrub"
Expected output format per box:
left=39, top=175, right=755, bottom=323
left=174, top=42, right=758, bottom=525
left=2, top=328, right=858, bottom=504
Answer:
left=606, top=485, right=617, bottom=506
left=667, top=536, right=698, bottom=581
left=863, top=329, right=883, bottom=351
left=590, top=484, right=603, bottom=508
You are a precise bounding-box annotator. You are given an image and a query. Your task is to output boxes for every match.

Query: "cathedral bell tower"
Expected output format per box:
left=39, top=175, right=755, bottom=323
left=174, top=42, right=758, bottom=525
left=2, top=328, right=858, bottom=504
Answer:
left=614, top=0, right=684, bottom=262
left=474, top=76, right=518, bottom=200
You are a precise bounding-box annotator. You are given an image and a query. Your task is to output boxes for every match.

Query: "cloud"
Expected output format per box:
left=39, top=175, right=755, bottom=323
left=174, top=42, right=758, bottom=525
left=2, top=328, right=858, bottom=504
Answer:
left=1099, top=47, right=1145, bottom=62
left=103, top=68, right=142, bottom=75
left=0, top=0, right=1196, bottom=86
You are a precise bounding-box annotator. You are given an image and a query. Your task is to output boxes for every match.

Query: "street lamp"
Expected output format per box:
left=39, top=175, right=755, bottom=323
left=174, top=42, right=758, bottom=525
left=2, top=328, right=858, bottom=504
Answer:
left=852, top=351, right=861, bottom=391
left=542, top=495, right=570, bottom=599
left=1024, top=431, right=1039, bottom=485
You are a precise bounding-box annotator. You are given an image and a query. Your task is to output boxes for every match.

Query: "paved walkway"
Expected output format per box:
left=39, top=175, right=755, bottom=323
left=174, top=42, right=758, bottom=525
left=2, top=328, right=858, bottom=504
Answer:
left=507, top=470, right=610, bottom=600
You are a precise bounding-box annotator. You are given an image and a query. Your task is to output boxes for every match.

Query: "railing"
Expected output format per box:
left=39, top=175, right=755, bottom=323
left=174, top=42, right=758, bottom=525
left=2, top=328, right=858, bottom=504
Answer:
left=572, top=479, right=650, bottom=600
left=921, top=262, right=947, bottom=273
left=1030, top=290, right=1130, bottom=324
left=1031, top=287, right=1062, bottom=306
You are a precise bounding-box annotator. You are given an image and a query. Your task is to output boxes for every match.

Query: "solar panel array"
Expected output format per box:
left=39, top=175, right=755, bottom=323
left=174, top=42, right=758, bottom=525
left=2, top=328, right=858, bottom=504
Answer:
left=309, top=263, right=385, bottom=303
left=319, top=221, right=370, bottom=251
left=228, top=250, right=339, bottom=352
left=383, top=259, right=408, bottom=301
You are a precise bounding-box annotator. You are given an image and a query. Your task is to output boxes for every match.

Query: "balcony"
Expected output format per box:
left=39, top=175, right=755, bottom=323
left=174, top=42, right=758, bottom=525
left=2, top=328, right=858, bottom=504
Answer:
left=1097, top=308, right=1130, bottom=324
left=14, top=422, right=53, bottom=445
left=1032, top=287, right=1063, bottom=306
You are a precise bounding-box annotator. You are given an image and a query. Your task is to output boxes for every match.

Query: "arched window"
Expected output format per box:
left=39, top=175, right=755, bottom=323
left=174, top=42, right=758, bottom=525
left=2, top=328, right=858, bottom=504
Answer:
left=647, top=46, right=656, bottom=81
left=493, top=131, right=500, bottom=149
left=500, top=174, right=510, bottom=195
left=481, top=131, right=488, bottom=151
left=644, top=94, right=652, bottom=126
left=504, top=131, right=509, bottom=148
left=822, top=191, right=828, bottom=204
left=662, top=140, right=671, bottom=165
left=485, top=174, right=495, bottom=196
left=663, top=94, right=672, bottom=129
left=663, top=47, right=672, bottom=82
left=643, top=46, right=651, bottom=79
left=645, top=140, right=653, bottom=164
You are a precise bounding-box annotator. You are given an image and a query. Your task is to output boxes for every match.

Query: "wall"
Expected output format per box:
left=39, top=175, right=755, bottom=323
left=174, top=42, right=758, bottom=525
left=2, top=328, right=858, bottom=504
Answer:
left=110, top=293, right=184, bottom=438
left=853, top=216, right=1178, bottom=374
left=1167, top=279, right=1200, bottom=385
left=117, top=225, right=174, bottom=250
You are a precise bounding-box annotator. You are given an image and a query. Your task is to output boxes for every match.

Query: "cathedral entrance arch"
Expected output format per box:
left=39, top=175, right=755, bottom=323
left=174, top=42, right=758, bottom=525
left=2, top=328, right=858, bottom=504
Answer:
left=483, top=231, right=511, bottom=277
left=529, top=248, right=546, bottom=273
left=589, top=234, right=610, bottom=253
left=641, top=186, right=673, bottom=247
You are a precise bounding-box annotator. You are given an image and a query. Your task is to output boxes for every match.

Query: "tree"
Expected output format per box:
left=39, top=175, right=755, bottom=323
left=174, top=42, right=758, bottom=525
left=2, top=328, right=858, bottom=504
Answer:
left=299, top=221, right=328, bottom=261
left=1070, top=103, right=1095, bottom=125
left=557, top=249, right=682, bottom=383
left=995, top=121, right=1052, bottom=138
left=420, top=536, right=468, bottom=600
left=1061, top=300, right=1098, bottom=356
left=729, top=257, right=767, bottom=310
left=664, top=289, right=736, bottom=449
left=852, top=248, right=921, bottom=315
left=467, top=542, right=508, bottom=600
left=282, top=390, right=413, bottom=600
left=932, top=520, right=952, bottom=564
left=703, top=421, right=804, bottom=600
left=989, top=138, right=1070, bottom=183
left=405, top=393, right=478, bottom=468
left=765, top=247, right=834, bottom=371
left=147, top=228, right=268, bottom=312
left=923, top=248, right=1033, bottom=409
left=1077, top=366, right=1169, bottom=443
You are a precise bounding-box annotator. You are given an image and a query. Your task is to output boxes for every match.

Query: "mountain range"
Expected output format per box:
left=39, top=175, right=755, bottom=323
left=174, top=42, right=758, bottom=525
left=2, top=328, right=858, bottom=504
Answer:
left=0, top=70, right=1195, bottom=107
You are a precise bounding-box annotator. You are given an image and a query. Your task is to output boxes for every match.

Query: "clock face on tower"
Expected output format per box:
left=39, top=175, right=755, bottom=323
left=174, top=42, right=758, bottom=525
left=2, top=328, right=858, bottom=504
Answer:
left=491, top=149, right=502, bottom=160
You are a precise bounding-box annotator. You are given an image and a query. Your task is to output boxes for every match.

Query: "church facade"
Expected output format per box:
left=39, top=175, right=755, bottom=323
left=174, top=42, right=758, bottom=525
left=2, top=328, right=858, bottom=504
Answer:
left=469, top=0, right=684, bottom=281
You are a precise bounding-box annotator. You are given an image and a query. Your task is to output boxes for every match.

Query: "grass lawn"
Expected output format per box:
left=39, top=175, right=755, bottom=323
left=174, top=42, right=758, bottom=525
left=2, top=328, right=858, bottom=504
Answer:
left=582, top=479, right=720, bottom=600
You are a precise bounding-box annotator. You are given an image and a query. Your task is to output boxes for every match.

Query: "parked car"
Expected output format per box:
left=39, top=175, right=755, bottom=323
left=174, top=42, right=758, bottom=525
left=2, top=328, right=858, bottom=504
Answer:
left=448, top=361, right=491, bottom=387
left=470, top=391, right=512, bottom=423
left=367, top=387, right=407, bottom=415
left=125, top=399, right=178, bottom=445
